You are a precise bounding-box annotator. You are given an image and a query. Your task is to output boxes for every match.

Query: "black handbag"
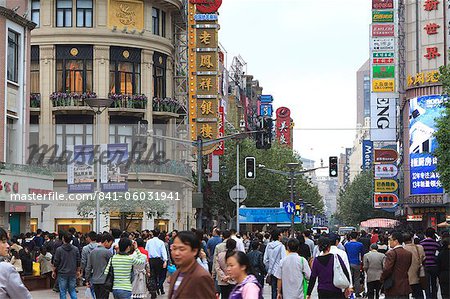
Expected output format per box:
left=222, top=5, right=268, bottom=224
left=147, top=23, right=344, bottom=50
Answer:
left=104, top=258, right=114, bottom=292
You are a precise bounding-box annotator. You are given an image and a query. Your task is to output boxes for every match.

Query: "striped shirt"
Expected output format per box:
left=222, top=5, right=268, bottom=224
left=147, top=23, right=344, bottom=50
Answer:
left=104, top=250, right=145, bottom=291
left=419, top=238, right=440, bottom=268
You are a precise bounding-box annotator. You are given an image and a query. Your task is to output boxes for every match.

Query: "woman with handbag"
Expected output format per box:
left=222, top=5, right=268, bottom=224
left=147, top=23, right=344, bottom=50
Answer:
left=306, top=237, right=351, bottom=299
left=403, top=232, right=426, bottom=299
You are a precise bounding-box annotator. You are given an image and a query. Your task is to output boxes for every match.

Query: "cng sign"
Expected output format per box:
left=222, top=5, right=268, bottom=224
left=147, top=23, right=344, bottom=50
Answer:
left=374, top=164, right=398, bottom=178
left=375, top=179, right=398, bottom=192
left=374, top=193, right=398, bottom=209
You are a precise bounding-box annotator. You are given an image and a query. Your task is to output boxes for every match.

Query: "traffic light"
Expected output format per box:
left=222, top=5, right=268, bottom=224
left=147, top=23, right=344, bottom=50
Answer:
left=263, top=117, right=273, bottom=149
left=329, top=156, right=338, bottom=177
left=255, top=117, right=264, bottom=149
left=245, top=157, right=256, bottom=179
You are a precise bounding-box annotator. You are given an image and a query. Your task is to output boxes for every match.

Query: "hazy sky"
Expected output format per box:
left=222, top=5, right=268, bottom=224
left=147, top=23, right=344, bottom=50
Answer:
left=219, top=0, right=372, bottom=171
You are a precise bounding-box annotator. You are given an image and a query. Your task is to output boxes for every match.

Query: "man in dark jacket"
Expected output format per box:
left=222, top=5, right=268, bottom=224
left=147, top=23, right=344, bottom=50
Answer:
left=85, top=233, right=113, bottom=299
left=380, top=231, right=412, bottom=299
left=247, top=240, right=266, bottom=287
left=53, top=232, right=81, bottom=299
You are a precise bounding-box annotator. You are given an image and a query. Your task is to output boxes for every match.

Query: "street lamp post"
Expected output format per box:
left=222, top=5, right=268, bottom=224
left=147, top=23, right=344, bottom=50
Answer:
left=84, top=98, right=113, bottom=233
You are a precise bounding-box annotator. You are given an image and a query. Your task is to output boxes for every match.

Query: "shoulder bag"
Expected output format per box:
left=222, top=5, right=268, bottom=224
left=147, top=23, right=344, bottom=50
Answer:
left=265, top=245, right=282, bottom=285
left=300, top=256, right=309, bottom=298
left=333, top=254, right=350, bottom=289
left=383, top=249, right=397, bottom=290
left=104, top=257, right=114, bottom=292
left=414, top=245, right=427, bottom=289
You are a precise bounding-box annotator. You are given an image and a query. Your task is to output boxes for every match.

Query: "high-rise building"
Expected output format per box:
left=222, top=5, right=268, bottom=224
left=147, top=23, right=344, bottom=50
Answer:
left=356, top=59, right=371, bottom=127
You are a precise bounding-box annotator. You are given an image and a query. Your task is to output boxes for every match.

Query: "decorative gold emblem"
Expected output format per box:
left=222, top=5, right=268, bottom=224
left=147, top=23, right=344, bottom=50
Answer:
left=123, top=50, right=130, bottom=59
left=70, top=48, right=79, bottom=56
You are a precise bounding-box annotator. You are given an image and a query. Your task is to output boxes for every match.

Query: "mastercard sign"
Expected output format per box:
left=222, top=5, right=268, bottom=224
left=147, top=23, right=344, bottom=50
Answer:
left=374, top=193, right=398, bottom=209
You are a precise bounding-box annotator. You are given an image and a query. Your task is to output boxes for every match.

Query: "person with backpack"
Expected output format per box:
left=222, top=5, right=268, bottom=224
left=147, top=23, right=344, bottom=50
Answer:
left=275, top=238, right=311, bottom=299
left=0, top=227, right=31, bottom=298
left=247, top=240, right=266, bottom=288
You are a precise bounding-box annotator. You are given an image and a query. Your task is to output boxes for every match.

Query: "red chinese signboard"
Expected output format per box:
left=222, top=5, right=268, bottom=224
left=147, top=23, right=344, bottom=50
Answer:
left=374, top=193, right=399, bottom=209
left=424, top=47, right=441, bottom=60
left=424, top=23, right=440, bottom=35
left=372, top=0, right=394, bottom=9
left=190, top=0, right=222, bottom=13
left=276, top=107, right=291, bottom=147
left=374, top=149, right=398, bottom=163
left=213, top=106, right=225, bottom=156
left=424, top=0, right=439, bottom=11
left=372, top=24, right=395, bottom=37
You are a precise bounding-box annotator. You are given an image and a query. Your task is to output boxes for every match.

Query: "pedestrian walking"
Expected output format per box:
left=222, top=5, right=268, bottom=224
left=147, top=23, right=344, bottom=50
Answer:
left=81, top=231, right=98, bottom=297
left=363, top=243, right=385, bottom=299
left=344, top=232, right=365, bottom=297
left=247, top=240, right=266, bottom=288
left=216, top=238, right=237, bottom=299
left=274, top=238, right=311, bottom=299
left=213, top=230, right=232, bottom=296
left=230, top=229, right=246, bottom=253
left=104, top=238, right=146, bottom=299
left=263, top=229, right=287, bottom=299
left=296, top=235, right=311, bottom=261
left=0, top=227, right=32, bottom=298
left=145, top=230, right=168, bottom=297
left=303, top=230, right=315, bottom=258
left=131, top=247, right=149, bottom=299
left=38, top=246, right=53, bottom=285
left=227, top=251, right=263, bottom=299
left=168, top=231, right=215, bottom=299
left=419, top=228, right=441, bottom=299
left=437, top=237, right=449, bottom=299
left=85, top=233, right=114, bottom=299
left=403, top=231, right=426, bottom=299
left=380, top=231, right=412, bottom=299
left=306, top=236, right=351, bottom=299
left=52, top=232, right=81, bottom=299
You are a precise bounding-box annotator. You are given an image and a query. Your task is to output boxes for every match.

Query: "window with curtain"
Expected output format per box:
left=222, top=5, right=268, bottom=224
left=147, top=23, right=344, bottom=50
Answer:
left=109, top=47, right=141, bottom=95
left=7, top=30, right=19, bottom=83
left=55, top=115, right=93, bottom=157
left=31, top=46, right=40, bottom=94
left=31, top=0, right=40, bottom=27
left=152, top=7, right=160, bottom=36
left=77, top=0, right=93, bottom=27
left=56, top=46, right=93, bottom=93
left=56, top=0, right=73, bottom=27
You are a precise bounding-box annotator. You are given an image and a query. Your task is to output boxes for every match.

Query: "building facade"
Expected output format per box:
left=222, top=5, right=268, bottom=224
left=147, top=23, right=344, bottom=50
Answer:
left=400, top=0, right=449, bottom=229
left=356, top=59, right=371, bottom=127
left=0, top=0, right=53, bottom=236
left=29, top=0, right=194, bottom=233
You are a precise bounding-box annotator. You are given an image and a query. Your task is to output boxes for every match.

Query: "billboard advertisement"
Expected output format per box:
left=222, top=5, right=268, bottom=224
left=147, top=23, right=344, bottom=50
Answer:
left=370, top=94, right=397, bottom=141
left=373, top=65, right=395, bottom=78
left=372, top=24, right=395, bottom=37
left=372, top=0, right=394, bottom=9
left=409, top=95, right=445, bottom=195
left=372, top=10, right=394, bottom=23
left=276, top=107, right=291, bottom=146
left=67, top=145, right=95, bottom=193
left=373, top=52, right=395, bottom=64
left=374, top=193, right=398, bottom=209
left=372, top=79, right=395, bottom=92
left=100, top=144, right=129, bottom=192
left=362, top=140, right=374, bottom=170
left=371, top=37, right=395, bottom=51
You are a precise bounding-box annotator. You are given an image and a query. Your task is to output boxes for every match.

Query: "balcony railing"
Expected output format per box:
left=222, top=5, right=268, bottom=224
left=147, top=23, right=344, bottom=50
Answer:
left=0, top=162, right=53, bottom=176
left=152, top=98, right=184, bottom=114
left=30, top=93, right=41, bottom=108
left=51, top=92, right=97, bottom=107
left=109, top=94, right=147, bottom=109
left=32, top=159, right=191, bottom=178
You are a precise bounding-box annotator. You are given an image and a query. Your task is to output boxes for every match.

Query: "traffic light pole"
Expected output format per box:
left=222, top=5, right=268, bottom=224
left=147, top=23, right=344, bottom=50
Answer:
left=290, top=169, right=295, bottom=237
left=236, top=142, right=240, bottom=234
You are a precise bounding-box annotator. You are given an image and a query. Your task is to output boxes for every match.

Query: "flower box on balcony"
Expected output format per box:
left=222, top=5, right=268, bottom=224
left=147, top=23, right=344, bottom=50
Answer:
left=109, top=94, right=148, bottom=109
left=30, top=93, right=41, bottom=108
left=152, top=98, right=184, bottom=114
left=50, top=92, right=97, bottom=107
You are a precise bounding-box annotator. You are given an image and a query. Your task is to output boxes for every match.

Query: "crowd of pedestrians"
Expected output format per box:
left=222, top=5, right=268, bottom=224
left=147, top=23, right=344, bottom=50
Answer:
left=0, top=225, right=448, bottom=299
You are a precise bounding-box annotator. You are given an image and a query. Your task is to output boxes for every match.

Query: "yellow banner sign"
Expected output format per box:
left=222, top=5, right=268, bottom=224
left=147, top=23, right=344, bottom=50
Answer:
left=375, top=179, right=398, bottom=192
left=372, top=79, right=395, bottom=92
left=108, top=0, right=144, bottom=31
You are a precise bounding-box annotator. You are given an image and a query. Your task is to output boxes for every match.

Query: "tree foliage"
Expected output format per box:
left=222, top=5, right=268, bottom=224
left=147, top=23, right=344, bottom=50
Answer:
left=77, top=193, right=168, bottom=231
left=435, top=66, right=450, bottom=192
left=336, top=171, right=392, bottom=226
left=204, top=139, right=324, bottom=224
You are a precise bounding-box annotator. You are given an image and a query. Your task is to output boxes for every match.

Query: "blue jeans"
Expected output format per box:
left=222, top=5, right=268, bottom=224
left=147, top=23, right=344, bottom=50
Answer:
left=58, top=275, right=77, bottom=299
left=270, top=275, right=278, bottom=299
left=112, top=289, right=132, bottom=299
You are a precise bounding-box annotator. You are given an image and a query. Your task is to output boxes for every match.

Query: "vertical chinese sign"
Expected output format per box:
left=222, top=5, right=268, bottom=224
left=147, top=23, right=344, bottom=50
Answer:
left=275, top=107, right=291, bottom=147
left=188, top=0, right=222, bottom=155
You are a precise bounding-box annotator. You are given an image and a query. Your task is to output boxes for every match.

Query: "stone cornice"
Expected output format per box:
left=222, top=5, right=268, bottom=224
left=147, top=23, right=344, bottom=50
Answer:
left=0, top=6, right=36, bottom=30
